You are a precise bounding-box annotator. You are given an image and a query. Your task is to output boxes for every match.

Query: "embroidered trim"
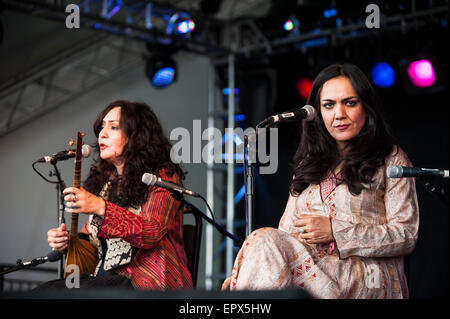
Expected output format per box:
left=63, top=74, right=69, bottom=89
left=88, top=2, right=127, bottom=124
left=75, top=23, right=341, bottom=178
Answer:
left=328, top=241, right=335, bottom=255
left=87, top=180, right=140, bottom=275
left=320, top=170, right=343, bottom=202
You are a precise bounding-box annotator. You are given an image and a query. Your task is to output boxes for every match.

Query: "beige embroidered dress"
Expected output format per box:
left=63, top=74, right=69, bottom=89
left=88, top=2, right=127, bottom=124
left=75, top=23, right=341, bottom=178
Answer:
left=229, top=147, right=419, bottom=298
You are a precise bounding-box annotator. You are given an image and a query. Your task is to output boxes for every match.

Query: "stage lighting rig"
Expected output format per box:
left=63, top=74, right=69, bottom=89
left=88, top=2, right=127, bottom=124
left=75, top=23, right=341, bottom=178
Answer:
left=371, top=62, right=396, bottom=88
left=145, top=52, right=177, bottom=89
left=166, top=11, right=196, bottom=37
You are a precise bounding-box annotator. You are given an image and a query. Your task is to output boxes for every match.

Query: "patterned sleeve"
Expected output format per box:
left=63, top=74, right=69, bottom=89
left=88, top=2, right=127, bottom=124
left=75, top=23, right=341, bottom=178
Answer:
left=278, top=193, right=298, bottom=234
left=331, top=147, right=420, bottom=259
left=97, top=170, right=182, bottom=249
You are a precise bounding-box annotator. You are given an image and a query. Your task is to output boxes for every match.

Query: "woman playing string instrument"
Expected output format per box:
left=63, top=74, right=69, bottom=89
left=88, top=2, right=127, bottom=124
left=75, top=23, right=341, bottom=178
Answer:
left=43, top=100, right=192, bottom=289
left=222, top=63, right=419, bottom=298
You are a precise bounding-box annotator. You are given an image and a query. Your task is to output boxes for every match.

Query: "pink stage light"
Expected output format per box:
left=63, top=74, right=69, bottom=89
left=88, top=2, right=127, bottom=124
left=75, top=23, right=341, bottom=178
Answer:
left=407, top=59, right=436, bottom=88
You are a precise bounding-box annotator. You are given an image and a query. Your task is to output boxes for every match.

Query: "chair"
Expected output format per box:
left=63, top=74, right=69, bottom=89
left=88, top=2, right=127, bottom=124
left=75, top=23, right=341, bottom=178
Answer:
left=183, top=208, right=202, bottom=288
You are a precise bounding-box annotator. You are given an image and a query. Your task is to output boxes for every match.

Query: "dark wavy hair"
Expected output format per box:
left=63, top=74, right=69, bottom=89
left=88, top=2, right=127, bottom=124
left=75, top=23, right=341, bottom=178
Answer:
left=84, top=100, right=185, bottom=208
left=290, top=63, right=396, bottom=196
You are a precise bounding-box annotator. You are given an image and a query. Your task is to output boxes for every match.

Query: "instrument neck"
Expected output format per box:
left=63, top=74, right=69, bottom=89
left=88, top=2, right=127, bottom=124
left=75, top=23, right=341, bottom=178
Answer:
left=69, top=152, right=82, bottom=238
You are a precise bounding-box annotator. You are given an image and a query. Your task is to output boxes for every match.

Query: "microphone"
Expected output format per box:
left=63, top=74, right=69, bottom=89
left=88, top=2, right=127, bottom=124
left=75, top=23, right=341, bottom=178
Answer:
left=256, top=105, right=316, bottom=128
left=141, top=173, right=200, bottom=197
left=387, top=165, right=449, bottom=179
left=36, top=144, right=92, bottom=163
left=21, top=250, right=63, bottom=267
left=0, top=250, right=64, bottom=276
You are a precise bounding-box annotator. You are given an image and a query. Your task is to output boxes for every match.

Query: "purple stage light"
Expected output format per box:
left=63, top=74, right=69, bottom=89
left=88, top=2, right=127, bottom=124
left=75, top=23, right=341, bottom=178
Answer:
left=407, top=59, right=436, bottom=88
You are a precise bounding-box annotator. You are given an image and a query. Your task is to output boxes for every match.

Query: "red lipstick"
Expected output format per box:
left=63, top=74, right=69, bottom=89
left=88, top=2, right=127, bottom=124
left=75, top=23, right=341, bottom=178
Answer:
left=335, top=124, right=350, bottom=130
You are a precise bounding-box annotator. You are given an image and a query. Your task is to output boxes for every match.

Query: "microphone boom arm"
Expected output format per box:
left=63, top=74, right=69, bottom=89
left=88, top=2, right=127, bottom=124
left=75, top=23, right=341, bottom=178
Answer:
left=181, top=198, right=242, bottom=247
left=0, top=252, right=61, bottom=276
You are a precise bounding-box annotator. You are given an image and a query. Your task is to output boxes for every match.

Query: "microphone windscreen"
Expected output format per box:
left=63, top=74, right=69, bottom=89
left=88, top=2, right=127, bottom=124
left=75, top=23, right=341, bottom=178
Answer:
left=47, top=250, right=63, bottom=262
left=82, top=144, right=92, bottom=158
left=386, top=166, right=402, bottom=178
left=302, top=105, right=316, bottom=121
left=142, top=173, right=156, bottom=186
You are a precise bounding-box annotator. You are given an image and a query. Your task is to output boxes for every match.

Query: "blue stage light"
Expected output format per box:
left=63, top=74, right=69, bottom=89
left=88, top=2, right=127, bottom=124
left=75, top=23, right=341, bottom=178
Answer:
left=223, top=88, right=240, bottom=95
left=105, top=5, right=121, bottom=19
left=323, top=8, right=337, bottom=18
left=234, top=114, right=245, bottom=122
left=146, top=55, right=177, bottom=88
left=152, top=67, right=176, bottom=88
left=371, top=62, right=395, bottom=88
left=234, top=185, right=246, bottom=204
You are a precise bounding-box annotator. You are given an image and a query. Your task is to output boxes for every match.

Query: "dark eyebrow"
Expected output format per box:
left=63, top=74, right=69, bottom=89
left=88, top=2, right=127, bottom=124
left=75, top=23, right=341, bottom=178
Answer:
left=101, top=120, right=120, bottom=124
left=321, top=96, right=358, bottom=102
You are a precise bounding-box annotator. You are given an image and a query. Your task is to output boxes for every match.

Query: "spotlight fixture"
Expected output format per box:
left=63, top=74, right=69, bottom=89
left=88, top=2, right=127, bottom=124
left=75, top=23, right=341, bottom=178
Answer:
left=407, top=59, right=435, bottom=88
left=371, top=62, right=395, bottom=88
left=399, top=56, right=444, bottom=95
left=166, top=12, right=196, bottom=36
left=323, top=8, right=338, bottom=18
left=283, top=17, right=299, bottom=33
left=146, top=54, right=177, bottom=88
left=283, top=19, right=294, bottom=31
left=177, top=19, right=195, bottom=34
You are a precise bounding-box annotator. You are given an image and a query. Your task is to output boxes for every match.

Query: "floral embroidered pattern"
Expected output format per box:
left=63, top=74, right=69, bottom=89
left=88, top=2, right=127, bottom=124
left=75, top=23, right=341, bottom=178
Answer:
left=229, top=147, right=419, bottom=299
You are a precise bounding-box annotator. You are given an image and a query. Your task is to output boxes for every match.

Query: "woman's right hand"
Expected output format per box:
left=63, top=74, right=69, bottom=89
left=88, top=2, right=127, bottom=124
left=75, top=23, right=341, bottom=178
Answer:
left=47, top=223, right=69, bottom=251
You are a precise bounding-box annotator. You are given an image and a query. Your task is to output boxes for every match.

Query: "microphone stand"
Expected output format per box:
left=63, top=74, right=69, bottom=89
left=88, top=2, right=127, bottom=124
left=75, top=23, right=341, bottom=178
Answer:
left=49, top=161, right=66, bottom=279
left=0, top=257, right=51, bottom=277
left=243, top=121, right=274, bottom=237
left=243, top=135, right=254, bottom=237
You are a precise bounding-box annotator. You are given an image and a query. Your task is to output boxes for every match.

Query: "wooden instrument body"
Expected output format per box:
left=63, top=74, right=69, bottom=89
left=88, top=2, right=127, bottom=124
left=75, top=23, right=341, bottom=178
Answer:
left=64, top=132, right=99, bottom=278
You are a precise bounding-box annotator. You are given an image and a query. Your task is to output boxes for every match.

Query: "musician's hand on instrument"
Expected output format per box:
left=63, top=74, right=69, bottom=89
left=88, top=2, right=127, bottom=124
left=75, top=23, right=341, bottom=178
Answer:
left=293, top=214, right=333, bottom=244
left=63, top=187, right=106, bottom=217
left=47, top=223, right=69, bottom=251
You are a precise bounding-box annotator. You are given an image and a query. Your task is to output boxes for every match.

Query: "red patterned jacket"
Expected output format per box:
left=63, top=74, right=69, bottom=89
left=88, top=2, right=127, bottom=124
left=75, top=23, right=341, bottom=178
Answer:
left=81, top=169, right=193, bottom=290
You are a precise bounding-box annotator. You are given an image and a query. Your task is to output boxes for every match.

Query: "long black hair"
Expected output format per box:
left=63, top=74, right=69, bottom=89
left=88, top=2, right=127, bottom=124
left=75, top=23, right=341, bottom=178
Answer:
left=290, top=63, right=396, bottom=196
left=84, top=100, right=185, bottom=208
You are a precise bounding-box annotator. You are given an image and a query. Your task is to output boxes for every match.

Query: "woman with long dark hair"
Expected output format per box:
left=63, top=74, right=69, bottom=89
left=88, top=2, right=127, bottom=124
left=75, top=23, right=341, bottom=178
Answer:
left=43, top=100, right=192, bottom=290
left=222, top=64, right=419, bottom=298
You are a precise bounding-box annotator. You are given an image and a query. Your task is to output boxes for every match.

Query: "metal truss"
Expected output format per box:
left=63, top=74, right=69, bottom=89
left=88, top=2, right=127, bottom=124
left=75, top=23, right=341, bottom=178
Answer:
left=0, top=34, right=145, bottom=137
left=2, top=0, right=228, bottom=56
left=204, top=54, right=244, bottom=290
left=6, top=1, right=447, bottom=60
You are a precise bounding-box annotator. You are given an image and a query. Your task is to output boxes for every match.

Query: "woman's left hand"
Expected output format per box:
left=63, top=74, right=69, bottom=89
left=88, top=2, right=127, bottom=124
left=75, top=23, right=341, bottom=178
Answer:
left=293, top=214, right=333, bottom=244
left=63, top=187, right=105, bottom=217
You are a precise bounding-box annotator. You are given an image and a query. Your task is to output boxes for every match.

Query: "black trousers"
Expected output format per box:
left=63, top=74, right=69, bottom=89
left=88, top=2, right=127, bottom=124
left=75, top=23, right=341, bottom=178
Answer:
left=33, top=272, right=134, bottom=290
